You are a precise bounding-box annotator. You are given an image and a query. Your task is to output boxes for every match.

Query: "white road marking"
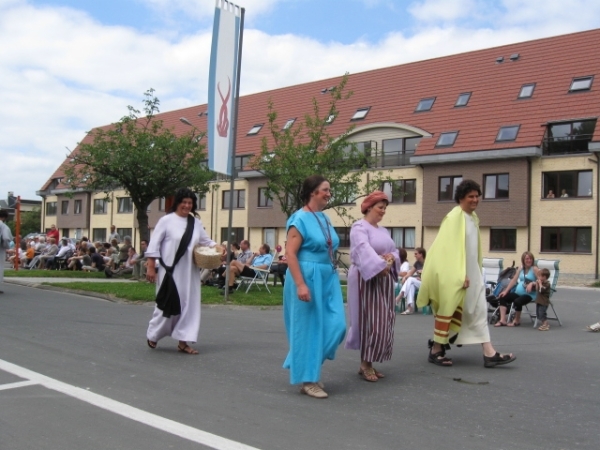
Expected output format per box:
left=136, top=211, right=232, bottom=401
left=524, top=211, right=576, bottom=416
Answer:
left=0, top=380, right=38, bottom=391
left=0, top=358, right=260, bottom=450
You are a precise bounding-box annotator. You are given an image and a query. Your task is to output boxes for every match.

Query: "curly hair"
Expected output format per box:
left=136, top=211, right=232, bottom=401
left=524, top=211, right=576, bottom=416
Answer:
left=170, top=188, right=198, bottom=216
left=454, top=179, right=482, bottom=204
left=300, top=175, right=328, bottom=205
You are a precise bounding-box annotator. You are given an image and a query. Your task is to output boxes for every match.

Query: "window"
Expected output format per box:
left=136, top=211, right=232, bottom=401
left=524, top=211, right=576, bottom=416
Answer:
left=158, top=197, right=166, bottom=211
left=387, top=227, right=416, bottom=249
left=235, top=155, right=252, bottom=170
left=483, top=174, right=509, bottom=199
left=339, top=141, right=375, bottom=169
left=283, top=118, right=296, bottom=130
left=117, top=228, right=132, bottom=240
left=247, top=124, right=263, bottom=135
left=74, top=200, right=82, bottom=215
left=222, top=189, right=245, bottom=209
left=331, top=183, right=357, bottom=205
left=490, top=229, right=517, bottom=251
left=518, top=83, right=535, bottom=99
left=258, top=187, right=273, bottom=208
left=61, top=229, right=69, bottom=238
left=439, top=176, right=462, bottom=201
left=569, top=76, right=593, bottom=92
left=117, top=197, right=133, bottom=213
left=263, top=228, right=277, bottom=251
left=541, top=227, right=592, bottom=253
left=325, top=114, right=336, bottom=124
left=61, top=200, right=69, bottom=215
left=351, top=107, right=370, bottom=121
left=382, top=179, right=416, bottom=203
left=381, top=137, right=421, bottom=167
left=93, top=199, right=107, bottom=214
left=334, top=227, right=351, bottom=247
left=92, top=228, right=106, bottom=242
left=455, top=92, right=471, bottom=107
left=46, top=202, right=57, bottom=216
left=496, top=125, right=520, bottom=142
left=221, top=227, right=244, bottom=244
left=197, top=194, right=206, bottom=210
left=543, top=120, right=596, bottom=155
left=415, top=97, right=435, bottom=112
left=436, top=132, right=458, bottom=147
left=543, top=170, right=592, bottom=199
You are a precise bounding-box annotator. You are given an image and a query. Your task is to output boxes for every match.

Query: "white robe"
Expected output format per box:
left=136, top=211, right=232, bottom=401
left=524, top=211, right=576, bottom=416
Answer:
left=454, top=212, right=491, bottom=345
left=146, top=213, right=215, bottom=343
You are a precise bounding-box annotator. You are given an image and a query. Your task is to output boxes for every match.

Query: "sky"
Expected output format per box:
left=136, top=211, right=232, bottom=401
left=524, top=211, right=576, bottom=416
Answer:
left=1, top=0, right=600, bottom=201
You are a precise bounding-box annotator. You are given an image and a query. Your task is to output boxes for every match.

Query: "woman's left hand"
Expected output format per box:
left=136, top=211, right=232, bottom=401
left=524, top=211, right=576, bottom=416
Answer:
left=463, top=276, right=470, bottom=289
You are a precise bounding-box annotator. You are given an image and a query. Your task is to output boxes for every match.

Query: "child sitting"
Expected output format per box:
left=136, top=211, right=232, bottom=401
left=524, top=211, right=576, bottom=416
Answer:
left=536, top=268, right=551, bottom=330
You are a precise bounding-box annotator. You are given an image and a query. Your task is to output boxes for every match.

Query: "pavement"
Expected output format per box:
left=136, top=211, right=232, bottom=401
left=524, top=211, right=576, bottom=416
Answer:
left=0, top=278, right=599, bottom=449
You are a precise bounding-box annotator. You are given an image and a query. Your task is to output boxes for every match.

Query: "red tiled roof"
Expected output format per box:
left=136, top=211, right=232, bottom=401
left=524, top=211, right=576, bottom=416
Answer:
left=41, top=28, right=600, bottom=191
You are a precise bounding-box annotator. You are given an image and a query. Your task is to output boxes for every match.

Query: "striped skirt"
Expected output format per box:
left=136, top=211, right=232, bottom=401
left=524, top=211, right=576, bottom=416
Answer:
left=358, top=273, right=396, bottom=363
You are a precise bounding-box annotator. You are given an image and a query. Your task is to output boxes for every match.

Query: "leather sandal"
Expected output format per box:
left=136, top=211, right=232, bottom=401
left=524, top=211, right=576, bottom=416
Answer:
left=147, top=339, right=157, bottom=349
left=483, top=352, right=516, bottom=368
left=358, top=367, right=379, bottom=382
left=177, top=344, right=199, bottom=354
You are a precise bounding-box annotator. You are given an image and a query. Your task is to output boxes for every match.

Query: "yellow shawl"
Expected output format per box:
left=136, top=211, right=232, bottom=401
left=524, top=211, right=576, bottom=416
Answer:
left=416, top=206, right=482, bottom=344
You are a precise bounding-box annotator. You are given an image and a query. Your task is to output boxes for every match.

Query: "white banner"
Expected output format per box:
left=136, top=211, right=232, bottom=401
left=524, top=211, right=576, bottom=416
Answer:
left=208, top=0, right=243, bottom=176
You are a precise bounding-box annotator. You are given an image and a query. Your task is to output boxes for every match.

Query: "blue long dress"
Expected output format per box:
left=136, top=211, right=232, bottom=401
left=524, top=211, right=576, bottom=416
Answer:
left=283, top=210, right=347, bottom=385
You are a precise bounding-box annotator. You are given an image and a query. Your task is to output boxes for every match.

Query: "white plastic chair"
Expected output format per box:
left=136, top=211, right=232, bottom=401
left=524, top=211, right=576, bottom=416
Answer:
left=236, top=251, right=278, bottom=294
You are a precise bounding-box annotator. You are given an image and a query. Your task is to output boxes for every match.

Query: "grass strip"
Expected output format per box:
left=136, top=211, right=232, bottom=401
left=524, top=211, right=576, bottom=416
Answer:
left=6, top=270, right=108, bottom=279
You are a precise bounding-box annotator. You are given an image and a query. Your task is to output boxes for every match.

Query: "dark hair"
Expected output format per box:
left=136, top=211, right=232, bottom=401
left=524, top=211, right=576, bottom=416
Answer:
left=88, top=247, right=96, bottom=254
left=141, top=239, right=148, bottom=245
left=399, top=248, right=408, bottom=264
left=232, top=242, right=240, bottom=251
left=454, top=179, right=482, bottom=203
left=539, top=268, right=550, bottom=279
left=261, top=243, right=271, bottom=254
left=300, top=175, right=327, bottom=204
left=170, top=188, right=198, bottom=216
left=415, top=247, right=426, bottom=259
left=0, top=210, right=8, bottom=219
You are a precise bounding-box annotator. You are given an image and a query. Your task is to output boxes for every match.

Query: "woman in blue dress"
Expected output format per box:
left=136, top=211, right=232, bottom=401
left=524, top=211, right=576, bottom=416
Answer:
left=283, top=175, right=347, bottom=399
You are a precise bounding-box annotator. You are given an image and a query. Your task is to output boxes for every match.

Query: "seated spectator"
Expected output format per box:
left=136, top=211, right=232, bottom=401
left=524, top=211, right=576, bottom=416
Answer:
left=271, top=250, right=287, bottom=286
left=496, top=251, right=539, bottom=327
left=82, top=247, right=105, bottom=272
left=30, top=238, right=58, bottom=269
left=222, top=243, right=273, bottom=294
left=44, top=238, right=72, bottom=269
left=68, top=248, right=90, bottom=271
left=118, top=236, right=132, bottom=263
left=560, top=189, right=569, bottom=198
left=110, top=238, right=119, bottom=253
left=105, top=247, right=138, bottom=277
left=21, top=242, right=35, bottom=267
left=546, top=190, right=555, bottom=198
left=34, top=236, right=46, bottom=253
left=395, top=247, right=426, bottom=315
left=132, top=239, right=148, bottom=280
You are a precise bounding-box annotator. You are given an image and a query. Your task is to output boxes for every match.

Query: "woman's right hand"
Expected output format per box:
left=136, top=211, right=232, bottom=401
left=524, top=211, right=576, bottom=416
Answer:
left=146, top=266, right=156, bottom=283
left=498, top=290, right=506, bottom=298
left=297, top=283, right=311, bottom=302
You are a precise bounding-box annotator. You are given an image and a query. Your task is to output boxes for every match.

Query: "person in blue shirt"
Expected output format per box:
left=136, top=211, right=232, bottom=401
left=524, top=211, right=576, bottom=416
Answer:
left=223, top=243, right=273, bottom=294
left=496, top=251, right=539, bottom=326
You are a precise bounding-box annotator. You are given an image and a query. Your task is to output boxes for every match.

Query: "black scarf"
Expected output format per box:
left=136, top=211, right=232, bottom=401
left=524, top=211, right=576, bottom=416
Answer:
left=155, top=214, right=195, bottom=318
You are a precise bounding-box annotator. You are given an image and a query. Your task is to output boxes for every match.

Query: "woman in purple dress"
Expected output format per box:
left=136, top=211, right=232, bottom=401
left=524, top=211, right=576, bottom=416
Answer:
left=345, top=191, right=400, bottom=382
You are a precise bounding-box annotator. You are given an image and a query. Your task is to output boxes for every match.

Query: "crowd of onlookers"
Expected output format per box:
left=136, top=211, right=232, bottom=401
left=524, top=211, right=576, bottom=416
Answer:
left=4, top=224, right=148, bottom=280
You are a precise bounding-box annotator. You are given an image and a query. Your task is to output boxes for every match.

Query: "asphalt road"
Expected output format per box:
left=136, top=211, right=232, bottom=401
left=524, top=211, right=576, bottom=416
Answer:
left=0, top=282, right=599, bottom=450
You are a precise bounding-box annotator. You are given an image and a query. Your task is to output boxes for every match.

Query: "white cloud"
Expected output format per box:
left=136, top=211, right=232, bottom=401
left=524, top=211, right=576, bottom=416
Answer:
left=1, top=0, right=599, bottom=201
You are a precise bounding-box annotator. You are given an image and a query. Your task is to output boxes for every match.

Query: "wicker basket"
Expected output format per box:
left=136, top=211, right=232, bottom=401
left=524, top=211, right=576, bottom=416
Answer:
left=193, top=246, right=222, bottom=269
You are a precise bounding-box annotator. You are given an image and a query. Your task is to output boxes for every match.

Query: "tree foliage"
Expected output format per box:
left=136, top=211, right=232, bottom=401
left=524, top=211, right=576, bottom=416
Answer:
left=7, top=208, right=41, bottom=237
left=64, top=89, right=214, bottom=241
left=250, top=74, right=393, bottom=221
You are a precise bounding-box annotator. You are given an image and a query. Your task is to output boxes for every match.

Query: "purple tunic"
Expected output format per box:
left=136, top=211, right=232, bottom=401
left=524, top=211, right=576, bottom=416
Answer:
left=345, top=219, right=400, bottom=352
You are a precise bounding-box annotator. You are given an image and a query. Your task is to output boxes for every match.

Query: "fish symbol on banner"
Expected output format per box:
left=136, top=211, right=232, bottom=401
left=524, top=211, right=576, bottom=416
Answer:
left=217, top=77, right=231, bottom=137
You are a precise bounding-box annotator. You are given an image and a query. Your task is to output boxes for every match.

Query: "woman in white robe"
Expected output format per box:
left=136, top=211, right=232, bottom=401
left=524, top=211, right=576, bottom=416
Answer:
left=146, top=188, right=216, bottom=354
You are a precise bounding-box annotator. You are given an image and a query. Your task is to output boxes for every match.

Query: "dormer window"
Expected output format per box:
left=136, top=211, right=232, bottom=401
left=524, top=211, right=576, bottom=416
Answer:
left=569, top=76, right=593, bottom=92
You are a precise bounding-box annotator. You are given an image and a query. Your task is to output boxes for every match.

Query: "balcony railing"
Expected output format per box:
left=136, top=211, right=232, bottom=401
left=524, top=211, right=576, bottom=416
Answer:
left=543, top=135, right=593, bottom=156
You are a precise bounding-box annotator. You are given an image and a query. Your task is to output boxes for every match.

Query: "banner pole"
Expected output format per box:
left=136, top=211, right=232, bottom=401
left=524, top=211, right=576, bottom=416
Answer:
left=224, top=6, right=245, bottom=302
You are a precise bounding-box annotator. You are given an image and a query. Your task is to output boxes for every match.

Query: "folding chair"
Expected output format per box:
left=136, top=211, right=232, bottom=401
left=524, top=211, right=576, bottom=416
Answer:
left=482, top=257, right=504, bottom=295
left=237, top=251, right=278, bottom=294
left=524, top=259, right=562, bottom=327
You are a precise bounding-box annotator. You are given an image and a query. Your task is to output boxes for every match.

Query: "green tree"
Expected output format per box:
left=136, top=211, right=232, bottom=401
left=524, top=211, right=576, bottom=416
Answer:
left=64, top=89, right=214, bottom=241
left=250, top=74, right=393, bottom=221
left=7, top=208, right=41, bottom=238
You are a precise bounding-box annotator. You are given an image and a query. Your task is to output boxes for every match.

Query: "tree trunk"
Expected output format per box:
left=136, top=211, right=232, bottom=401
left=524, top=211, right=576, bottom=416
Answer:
left=136, top=205, right=150, bottom=243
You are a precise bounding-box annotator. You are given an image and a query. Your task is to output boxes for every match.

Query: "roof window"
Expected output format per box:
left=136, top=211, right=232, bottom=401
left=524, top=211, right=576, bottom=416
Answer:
left=351, top=107, right=370, bottom=121
left=455, top=93, right=471, bottom=107
left=283, top=118, right=296, bottom=130
left=518, top=83, right=535, bottom=99
left=415, top=97, right=435, bottom=112
left=247, top=124, right=263, bottom=135
left=325, top=114, right=336, bottom=124
left=496, top=125, right=520, bottom=142
left=436, top=131, right=458, bottom=147
left=569, top=76, right=593, bottom=92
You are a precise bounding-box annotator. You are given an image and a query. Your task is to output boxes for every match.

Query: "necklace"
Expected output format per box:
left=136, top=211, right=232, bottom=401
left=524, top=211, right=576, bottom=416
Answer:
left=306, top=206, right=337, bottom=272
